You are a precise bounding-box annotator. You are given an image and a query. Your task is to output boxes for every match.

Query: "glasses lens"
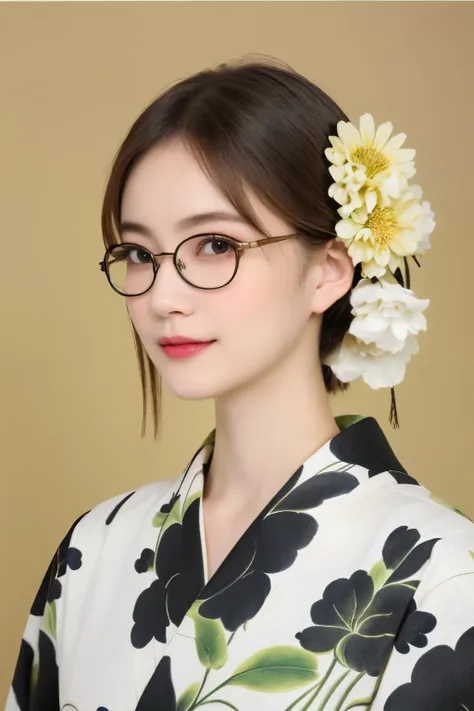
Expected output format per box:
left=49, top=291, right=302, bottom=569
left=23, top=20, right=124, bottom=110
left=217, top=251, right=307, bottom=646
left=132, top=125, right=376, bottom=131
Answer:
left=106, top=244, right=155, bottom=295
left=176, top=235, right=237, bottom=288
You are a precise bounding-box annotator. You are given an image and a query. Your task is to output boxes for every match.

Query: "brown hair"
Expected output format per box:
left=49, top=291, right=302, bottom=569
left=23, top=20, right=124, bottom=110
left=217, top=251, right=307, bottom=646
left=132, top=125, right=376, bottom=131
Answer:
left=101, top=56, right=361, bottom=438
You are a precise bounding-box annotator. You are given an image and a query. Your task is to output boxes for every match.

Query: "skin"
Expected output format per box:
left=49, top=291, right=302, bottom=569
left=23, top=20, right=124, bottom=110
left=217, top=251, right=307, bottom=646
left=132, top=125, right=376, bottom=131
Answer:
left=120, top=138, right=354, bottom=567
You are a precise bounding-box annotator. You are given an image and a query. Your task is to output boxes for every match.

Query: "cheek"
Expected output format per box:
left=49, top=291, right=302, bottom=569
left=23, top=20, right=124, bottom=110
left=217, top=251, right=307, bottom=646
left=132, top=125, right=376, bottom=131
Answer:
left=217, top=268, right=306, bottom=351
left=125, top=297, right=148, bottom=337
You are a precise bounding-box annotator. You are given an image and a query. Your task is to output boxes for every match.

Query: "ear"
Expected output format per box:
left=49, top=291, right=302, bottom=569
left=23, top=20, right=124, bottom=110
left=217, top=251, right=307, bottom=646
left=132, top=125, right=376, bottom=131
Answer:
left=310, top=239, right=355, bottom=314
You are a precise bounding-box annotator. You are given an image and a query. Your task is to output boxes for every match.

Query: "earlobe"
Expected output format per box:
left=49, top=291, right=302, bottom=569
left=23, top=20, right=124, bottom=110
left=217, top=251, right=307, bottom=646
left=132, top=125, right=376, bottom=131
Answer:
left=311, top=240, right=354, bottom=314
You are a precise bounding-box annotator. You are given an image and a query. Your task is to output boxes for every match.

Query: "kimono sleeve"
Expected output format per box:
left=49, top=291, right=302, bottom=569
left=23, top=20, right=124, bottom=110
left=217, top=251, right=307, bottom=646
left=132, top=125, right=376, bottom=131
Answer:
left=370, top=537, right=474, bottom=711
left=5, top=513, right=88, bottom=711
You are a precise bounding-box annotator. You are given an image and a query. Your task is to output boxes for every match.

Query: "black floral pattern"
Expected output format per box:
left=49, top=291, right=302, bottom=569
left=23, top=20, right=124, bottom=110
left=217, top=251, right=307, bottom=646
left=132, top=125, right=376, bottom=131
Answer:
left=394, top=599, right=437, bottom=654
left=47, top=546, right=83, bottom=603
left=296, top=527, right=439, bottom=676
left=198, top=470, right=359, bottom=632
left=199, top=511, right=316, bottom=631
left=136, top=656, right=176, bottom=711
left=330, top=417, right=414, bottom=481
left=273, top=470, right=359, bottom=512
left=31, top=517, right=86, bottom=616
left=385, top=625, right=474, bottom=710
left=134, top=548, right=155, bottom=574
left=386, top=470, right=419, bottom=485
left=131, top=579, right=168, bottom=647
left=383, top=527, right=440, bottom=583
left=131, top=497, right=204, bottom=648
left=11, top=640, right=34, bottom=711
left=160, top=491, right=180, bottom=515
left=66, top=547, right=82, bottom=570
left=105, top=491, right=135, bottom=525
left=47, top=577, right=63, bottom=603
left=12, top=632, right=59, bottom=711
left=11, top=516, right=87, bottom=711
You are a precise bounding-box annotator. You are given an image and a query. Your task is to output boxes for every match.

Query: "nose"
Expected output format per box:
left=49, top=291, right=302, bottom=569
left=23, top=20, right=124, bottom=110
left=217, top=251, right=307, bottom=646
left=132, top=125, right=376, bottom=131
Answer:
left=147, top=256, right=194, bottom=317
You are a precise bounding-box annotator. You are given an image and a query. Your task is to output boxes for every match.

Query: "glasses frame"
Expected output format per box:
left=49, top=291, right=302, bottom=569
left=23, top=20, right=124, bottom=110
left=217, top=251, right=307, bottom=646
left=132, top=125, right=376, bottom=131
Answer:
left=99, top=231, right=304, bottom=296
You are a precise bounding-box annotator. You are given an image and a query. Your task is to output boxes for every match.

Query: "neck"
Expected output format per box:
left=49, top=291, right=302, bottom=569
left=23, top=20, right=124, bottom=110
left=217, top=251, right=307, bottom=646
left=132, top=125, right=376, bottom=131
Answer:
left=204, top=357, right=339, bottom=511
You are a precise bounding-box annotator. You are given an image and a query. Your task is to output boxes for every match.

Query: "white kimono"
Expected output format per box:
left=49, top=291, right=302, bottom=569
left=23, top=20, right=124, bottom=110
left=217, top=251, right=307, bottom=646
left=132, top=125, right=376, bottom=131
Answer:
left=6, top=415, right=474, bottom=711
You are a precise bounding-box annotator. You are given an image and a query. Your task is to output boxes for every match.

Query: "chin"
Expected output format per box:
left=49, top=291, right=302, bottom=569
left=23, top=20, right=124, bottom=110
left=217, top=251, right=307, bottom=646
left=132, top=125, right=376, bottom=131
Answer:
left=165, top=381, right=221, bottom=401
left=162, top=367, right=251, bottom=401
left=166, top=368, right=268, bottom=403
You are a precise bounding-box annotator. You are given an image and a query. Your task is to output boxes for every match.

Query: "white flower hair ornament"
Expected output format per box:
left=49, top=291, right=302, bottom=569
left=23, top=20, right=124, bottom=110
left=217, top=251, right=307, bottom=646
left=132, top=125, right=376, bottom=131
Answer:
left=323, top=113, right=435, bottom=427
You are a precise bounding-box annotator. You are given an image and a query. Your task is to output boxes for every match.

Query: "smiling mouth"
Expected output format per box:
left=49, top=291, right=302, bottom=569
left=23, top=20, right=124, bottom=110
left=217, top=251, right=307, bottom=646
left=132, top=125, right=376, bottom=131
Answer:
left=159, top=341, right=216, bottom=359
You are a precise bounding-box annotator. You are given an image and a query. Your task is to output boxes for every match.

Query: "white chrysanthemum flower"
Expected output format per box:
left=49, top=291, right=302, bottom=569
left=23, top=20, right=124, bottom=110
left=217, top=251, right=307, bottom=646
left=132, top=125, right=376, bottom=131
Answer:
left=324, top=279, right=429, bottom=389
left=325, top=113, right=417, bottom=217
left=349, top=279, right=429, bottom=352
left=325, top=335, right=419, bottom=389
left=335, top=189, right=430, bottom=279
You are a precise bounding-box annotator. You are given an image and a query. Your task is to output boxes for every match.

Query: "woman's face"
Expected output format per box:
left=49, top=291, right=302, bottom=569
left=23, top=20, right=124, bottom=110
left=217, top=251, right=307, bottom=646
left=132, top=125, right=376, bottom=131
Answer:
left=120, top=138, right=349, bottom=402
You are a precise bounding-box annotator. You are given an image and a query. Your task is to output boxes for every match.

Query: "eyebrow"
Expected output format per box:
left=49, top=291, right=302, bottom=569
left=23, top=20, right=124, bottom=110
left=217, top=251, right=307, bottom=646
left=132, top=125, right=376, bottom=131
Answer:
left=119, top=211, right=249, bottom=238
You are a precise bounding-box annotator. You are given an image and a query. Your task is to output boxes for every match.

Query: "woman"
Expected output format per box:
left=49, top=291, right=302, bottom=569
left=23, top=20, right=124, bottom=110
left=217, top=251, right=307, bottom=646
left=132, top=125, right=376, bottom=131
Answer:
left=6, top=58, right=474, bottom=711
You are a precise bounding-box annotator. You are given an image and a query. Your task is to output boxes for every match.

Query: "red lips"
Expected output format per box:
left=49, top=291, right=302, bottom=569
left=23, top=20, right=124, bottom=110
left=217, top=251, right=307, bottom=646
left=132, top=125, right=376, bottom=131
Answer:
left=158, top=336, right=215, bottom=346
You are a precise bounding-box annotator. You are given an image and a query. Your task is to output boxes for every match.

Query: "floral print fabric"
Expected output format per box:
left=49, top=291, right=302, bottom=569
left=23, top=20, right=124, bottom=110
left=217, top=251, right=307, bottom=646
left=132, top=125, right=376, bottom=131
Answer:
left=6, top=416, right=474, bottom=711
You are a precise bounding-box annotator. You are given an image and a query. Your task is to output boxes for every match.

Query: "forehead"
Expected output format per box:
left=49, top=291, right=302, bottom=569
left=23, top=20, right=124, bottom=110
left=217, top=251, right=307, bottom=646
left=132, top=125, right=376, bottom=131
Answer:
left=121, top=139, right=230, bottom=219
left=120, top=138, right=292, bottom=237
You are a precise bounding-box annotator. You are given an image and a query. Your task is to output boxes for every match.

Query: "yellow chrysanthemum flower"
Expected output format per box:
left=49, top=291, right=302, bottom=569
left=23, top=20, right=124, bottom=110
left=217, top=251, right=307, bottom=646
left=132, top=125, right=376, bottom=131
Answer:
left=335, top=189, right=428, bottom=279
left=325, top=114, right=417, bottom=218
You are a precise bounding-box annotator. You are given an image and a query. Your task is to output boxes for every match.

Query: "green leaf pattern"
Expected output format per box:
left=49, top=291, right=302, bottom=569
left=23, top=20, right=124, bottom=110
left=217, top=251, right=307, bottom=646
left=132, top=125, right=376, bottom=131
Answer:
left=177, top=681, right=201, bottom=711
left=227, top=647, right=318, bottom=692
left=188, top=602, right=228, bottom=670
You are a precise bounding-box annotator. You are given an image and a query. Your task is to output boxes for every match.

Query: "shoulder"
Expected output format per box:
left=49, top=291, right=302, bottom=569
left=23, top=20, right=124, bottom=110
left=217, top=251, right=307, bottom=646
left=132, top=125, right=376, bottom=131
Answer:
left=382, top=476, right=474, bottom=547
left=364, top=472, right=474, bottom=600
left=66, top=475, right=182, bottom=554
left=27, top=476, right=182, bottom=621
left=369, top=481, right=474, bottom=710
left=400, top=485, right=474, bottom=604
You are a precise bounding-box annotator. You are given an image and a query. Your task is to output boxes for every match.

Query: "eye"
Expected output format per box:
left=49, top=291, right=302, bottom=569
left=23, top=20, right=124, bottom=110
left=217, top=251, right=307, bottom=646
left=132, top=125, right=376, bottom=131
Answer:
left=128, top=247, right=153, bottom=264
left=198, top=236, right=235, bottom=256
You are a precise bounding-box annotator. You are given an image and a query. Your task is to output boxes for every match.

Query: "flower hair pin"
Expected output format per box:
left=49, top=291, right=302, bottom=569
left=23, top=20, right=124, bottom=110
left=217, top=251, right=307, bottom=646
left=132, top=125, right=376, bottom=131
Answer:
left=323, top=114, right=436, bottom=427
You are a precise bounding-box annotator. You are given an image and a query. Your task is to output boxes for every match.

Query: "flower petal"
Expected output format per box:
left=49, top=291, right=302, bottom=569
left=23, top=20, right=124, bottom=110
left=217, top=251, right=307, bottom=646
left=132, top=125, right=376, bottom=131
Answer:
left=336, top=219, right=360, bottom=240
left=360, top=114, right=375, bottom=144
left=337, top=120, right=362, bottom=152
left=352, top=209, right=369, bottom=226
left=329, top=165, right=346, bottom=183
left=328, top=135, right=345, bottom=151
left=330, top=186, right=349, bottom=206
left=325, top=148, right=346, bottom=167
left=373, top=121, right=393, bottom=150
left=338, top=194, right=364, bottom=218
left=348, top=241, right=373, bottom=266
left=394, top=148, right=417, bottom=164
left=383, top=132, right=407, bottom=156
left=362, top=355, right=406, bottom=389
left=381, top=173, right=402, bottom=199
left=361, top=261, right=387, bottom=279
left=365, top=189, right=378, bottom=214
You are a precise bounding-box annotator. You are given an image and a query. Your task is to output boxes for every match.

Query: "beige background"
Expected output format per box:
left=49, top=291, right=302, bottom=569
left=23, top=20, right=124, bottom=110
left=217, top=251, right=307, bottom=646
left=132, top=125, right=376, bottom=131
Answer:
left=1, top=0, right=473, bottom=698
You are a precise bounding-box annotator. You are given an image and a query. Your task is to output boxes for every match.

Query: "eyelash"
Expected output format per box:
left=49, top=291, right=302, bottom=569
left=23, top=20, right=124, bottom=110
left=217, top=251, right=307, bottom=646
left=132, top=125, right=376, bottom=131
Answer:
left=126, top=233, right=240, bottom=252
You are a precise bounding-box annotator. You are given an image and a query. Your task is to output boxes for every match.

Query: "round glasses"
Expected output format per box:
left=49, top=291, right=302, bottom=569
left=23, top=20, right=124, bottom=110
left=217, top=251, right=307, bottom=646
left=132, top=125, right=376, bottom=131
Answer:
left=99, top=232, right=302, bottom=296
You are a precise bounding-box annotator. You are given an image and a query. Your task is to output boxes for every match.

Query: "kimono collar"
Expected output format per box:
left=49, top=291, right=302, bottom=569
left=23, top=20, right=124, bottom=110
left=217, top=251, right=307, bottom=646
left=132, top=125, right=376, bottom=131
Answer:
left=180, top=414, right=413, bottom=507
